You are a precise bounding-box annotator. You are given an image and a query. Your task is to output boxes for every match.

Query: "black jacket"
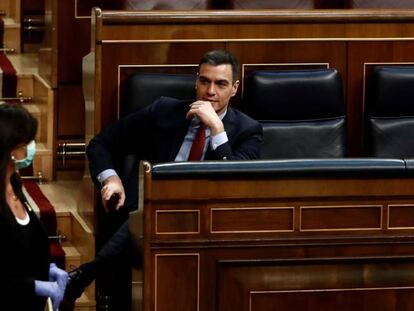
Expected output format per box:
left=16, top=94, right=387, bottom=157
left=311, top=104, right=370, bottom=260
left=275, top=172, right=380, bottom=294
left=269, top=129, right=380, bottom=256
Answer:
left=0, top=176, right=50, bottom=310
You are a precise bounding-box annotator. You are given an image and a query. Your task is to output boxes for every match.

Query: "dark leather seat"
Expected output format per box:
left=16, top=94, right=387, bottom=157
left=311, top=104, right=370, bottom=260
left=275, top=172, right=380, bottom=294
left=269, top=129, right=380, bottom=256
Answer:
left=121, top=72, right=196, bottom=117
left=365, top=66, right=414, bottom=158
left=242, top=69, right=346, bottom=159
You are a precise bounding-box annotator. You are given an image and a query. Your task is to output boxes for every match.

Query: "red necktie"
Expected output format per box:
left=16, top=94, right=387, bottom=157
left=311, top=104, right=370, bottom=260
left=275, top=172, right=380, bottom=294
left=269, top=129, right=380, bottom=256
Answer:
left=188, top=124, right=206, bottom=161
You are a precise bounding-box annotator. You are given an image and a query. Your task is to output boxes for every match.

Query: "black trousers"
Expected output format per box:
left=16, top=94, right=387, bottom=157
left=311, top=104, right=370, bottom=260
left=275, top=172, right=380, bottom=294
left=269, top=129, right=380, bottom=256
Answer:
left=96, top=209, right=132, bottom=310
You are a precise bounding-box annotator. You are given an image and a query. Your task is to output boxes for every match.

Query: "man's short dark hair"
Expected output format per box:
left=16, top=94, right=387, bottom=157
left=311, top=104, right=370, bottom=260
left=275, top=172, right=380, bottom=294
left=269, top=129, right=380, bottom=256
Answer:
left=199, top=49, right=240, bottom=82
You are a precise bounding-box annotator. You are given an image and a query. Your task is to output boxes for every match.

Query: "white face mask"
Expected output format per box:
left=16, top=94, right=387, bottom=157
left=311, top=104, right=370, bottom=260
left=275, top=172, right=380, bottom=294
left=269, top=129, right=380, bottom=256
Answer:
left=12, top=140, right=36, bottom=170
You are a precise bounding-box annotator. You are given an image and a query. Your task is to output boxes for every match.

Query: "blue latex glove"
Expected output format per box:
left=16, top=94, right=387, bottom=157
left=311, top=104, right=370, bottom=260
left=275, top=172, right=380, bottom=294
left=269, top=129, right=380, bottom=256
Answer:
left=49, top=263, right=68, bottom=293
left=34, top=280, right=64, bottom=311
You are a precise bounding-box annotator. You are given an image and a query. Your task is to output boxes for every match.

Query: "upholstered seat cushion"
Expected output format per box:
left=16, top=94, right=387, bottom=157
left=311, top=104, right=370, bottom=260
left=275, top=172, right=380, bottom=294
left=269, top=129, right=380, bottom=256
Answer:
left=261, top=118, right=346, bottom=159
left=242, top=69, right=346, bottom=158
left=368, top=117, right=414, bottom=158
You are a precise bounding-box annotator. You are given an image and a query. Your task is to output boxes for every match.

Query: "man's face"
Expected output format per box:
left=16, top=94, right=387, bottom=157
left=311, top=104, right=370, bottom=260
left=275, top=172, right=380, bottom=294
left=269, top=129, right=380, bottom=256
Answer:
left=196, top=63, right=239, bottom=115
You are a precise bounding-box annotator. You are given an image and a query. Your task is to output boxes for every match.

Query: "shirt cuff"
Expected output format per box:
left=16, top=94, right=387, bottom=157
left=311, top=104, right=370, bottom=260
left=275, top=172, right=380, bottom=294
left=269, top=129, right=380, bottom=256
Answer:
left=97, top=169, right=118, bottom=185
left=210, top=131, right=228, bottom=150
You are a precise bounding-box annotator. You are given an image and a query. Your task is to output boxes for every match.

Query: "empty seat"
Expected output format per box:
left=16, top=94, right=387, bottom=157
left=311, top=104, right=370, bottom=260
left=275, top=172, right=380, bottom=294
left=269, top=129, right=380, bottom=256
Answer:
left=365, top=66, right=414, bottom=157
left=242, top=69, right=346, bottom=159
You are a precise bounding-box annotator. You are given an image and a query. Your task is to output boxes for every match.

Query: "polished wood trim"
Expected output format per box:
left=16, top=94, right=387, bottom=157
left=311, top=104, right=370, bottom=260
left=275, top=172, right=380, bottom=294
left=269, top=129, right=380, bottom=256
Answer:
left=93, top=7, right=103, bottom=46
left=299, top=205, right=383, bottom=232
left=102, top=38, right=414, bottom=43
left=154, top=253, right=200, bottom=311
left=388, top=204, right=414, bottom=230
left=99, top=9, right=414, bottom=25
left=155, top=210, right=200, bottom=235
left=74, top=0, right=90, bottom=19
left=251, top=286, right=414, bottom=294
left=210, top=206, right=295, bottom=234
left=149, top=178, right=414, bottom=200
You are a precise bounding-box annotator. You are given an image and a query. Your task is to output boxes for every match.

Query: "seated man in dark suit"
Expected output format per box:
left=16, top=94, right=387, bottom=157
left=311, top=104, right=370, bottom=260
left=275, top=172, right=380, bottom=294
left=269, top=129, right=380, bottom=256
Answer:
left=65, top=49, right=263, bottom=307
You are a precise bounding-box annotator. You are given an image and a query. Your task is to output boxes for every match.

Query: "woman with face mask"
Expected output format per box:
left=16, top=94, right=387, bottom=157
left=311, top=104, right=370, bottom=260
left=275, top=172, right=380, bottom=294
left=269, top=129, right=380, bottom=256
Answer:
left=0, top=103, right=68, bottom=310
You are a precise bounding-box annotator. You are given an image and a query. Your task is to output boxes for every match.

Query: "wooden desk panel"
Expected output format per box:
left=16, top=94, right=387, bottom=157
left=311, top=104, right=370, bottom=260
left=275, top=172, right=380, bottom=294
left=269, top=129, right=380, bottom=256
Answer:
left=219, top=259, right=414, bottom=311
left=132, top=163, right=414, bottom=310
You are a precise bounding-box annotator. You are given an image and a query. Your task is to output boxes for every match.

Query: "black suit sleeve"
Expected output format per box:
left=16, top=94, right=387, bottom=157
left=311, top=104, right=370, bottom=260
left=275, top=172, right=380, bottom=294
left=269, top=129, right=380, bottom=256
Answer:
left=86, top=99, right=157, bottom=181
left=212, top=110, right=263, bottom=160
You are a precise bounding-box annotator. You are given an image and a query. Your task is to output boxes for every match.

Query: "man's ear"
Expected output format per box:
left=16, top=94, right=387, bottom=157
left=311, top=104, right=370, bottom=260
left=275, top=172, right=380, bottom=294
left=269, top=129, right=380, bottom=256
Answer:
left=231, top=80, right=240, bottom=97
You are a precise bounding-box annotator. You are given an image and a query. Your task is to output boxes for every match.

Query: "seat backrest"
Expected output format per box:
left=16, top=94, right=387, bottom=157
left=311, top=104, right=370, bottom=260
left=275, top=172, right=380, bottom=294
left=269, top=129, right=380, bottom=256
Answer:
left=365, top=66, right=414, bottom=157
left=346, top=0, right=414, bottom=8
left=121, top=72, right=197, bottom=117
left=242, top=69, right=346, bottom=159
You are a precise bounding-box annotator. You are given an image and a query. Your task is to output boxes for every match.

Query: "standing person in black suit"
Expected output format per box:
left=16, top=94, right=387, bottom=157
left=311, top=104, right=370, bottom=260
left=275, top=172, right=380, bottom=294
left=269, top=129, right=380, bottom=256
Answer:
left=0, top=104, right=68, bottom=311
left=65, top=49, right=263, bottom=309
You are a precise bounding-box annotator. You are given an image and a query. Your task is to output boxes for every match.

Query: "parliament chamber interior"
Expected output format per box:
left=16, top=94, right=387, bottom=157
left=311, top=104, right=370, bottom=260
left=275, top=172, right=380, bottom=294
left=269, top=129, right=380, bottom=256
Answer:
left=3, top=0, right=414, bottom=310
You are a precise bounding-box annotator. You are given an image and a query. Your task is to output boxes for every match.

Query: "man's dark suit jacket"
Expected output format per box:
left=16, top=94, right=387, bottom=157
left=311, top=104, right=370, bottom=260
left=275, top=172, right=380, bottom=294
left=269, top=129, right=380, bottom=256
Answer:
left=87, top=96, right=263, bottom=181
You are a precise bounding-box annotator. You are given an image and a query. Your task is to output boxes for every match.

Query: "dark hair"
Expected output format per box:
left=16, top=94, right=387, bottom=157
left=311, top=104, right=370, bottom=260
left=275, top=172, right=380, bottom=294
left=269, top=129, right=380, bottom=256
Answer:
left=0, top=103, right=37, bottom=211
left=199, top=49, right=240, bottom=82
